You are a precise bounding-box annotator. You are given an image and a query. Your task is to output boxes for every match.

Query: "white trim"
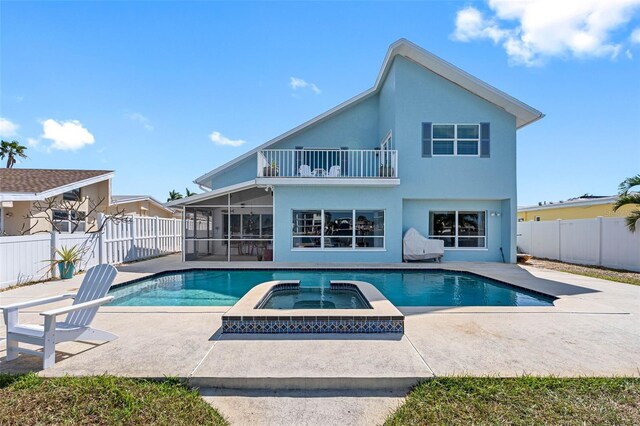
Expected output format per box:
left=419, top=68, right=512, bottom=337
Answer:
left=165, top=180, right=257, bottom=207
left=194, top=39, right=543, bottom=187
left=256, top=177, right=400, bottom=187
left=0, top=172, right=114, bottom=202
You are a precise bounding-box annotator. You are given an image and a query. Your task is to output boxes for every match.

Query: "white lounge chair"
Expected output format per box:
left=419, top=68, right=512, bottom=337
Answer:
left=299, top=164, right=312, bottom=177
left=2, top=264, right=118, bottom=369
left=327, top=165, right=341, bottom=177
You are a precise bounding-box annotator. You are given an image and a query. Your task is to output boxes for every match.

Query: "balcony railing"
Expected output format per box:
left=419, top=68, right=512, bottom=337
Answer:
left=257, top=149, right=398, bottom=178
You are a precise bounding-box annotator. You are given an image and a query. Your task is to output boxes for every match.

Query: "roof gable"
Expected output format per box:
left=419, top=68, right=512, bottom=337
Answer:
left=195, top=39, right=543, bottom=187
left=0, top=168, right=113, bottom=201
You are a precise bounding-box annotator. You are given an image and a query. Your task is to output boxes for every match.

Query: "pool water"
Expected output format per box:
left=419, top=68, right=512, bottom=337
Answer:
left=257, top=287, right=371, bottom=310
left=107, top=269, right=555, bottom=307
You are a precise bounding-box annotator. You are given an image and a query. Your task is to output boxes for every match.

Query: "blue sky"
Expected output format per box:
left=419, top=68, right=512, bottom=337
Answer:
left=1, top=1, right=639, bottom=206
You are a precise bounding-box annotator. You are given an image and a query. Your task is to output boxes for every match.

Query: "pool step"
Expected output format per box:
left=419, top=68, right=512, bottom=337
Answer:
left=189, top=376, right=431, bottom=391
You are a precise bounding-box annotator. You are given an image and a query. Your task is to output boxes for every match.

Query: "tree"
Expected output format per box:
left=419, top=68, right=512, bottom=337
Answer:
left=167, top=190, right=183, bottom=202
left=613, top=174, right=640, bottom=233
left=185, top=188, right=197, bottom=197
left=0, top=140, right=28, bottom=168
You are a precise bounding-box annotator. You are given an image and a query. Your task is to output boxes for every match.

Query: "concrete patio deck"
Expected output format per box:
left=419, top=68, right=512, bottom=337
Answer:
left=1, top=255, right=639, bottom=425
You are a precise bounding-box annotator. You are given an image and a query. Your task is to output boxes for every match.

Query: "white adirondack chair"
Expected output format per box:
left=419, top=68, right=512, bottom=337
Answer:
left=2, top=264, right=118, bottom=369
left=327, top=165, right=341, bottom=177
left=299, top=164, right=312, bottom=177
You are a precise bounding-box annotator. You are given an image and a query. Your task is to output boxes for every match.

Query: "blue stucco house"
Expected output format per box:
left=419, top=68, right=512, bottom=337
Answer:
left=171, top=39, right=543, bottom=263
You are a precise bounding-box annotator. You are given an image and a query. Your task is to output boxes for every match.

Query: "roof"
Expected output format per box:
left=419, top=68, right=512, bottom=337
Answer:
left=194, top=38, right=544, bottom=188
left=518, top=195, right=620, bottom=212
left=166, top=180, right=257, bottom=207
left=0, top=168, right=114, bottom=202
left=111, top=195, right=177, bottom=213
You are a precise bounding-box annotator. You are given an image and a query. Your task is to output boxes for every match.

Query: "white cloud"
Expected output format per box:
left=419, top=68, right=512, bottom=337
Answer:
left=41, top=119, right=95, bottom=151
left=452, top=0, right=640, bottom=66
left=632, top=27, right=640, bottom=43
left=209, top=131, right=246, bottom=147
left=128, top=112, right=154, bottom=131
left=0, top=117, right=19, bottom=138
left=289, top=77, right=321, bottom=94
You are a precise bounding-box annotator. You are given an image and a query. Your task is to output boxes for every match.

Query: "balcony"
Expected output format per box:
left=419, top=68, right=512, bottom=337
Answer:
left=256, top=149, right=398, bottom=185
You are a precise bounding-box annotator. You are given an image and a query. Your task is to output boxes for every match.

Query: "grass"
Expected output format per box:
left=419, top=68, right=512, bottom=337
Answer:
left=0, top=373, right=227, bottom=425
left=527, top=258, right=640, bottom=286
left=385, top=377, right=640, bottom=425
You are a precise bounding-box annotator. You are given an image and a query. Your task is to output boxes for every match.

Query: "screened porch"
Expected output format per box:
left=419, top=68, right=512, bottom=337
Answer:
left=183, top=186, right=273, bottom=261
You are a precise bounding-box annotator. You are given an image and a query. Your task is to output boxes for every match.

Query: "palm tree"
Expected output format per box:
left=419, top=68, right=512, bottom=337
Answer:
left=613, top=174, right=640, bottom=232
left=167, top=190, right=183, bottom=202
left=185, top=188, right=197, bottom=197
left=0, top=140, right=28, bottom=168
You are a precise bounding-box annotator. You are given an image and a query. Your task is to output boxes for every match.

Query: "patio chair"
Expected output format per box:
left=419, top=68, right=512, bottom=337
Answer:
left=299, top=164, right=312, bottom=177
left=2, top=264, right=118, bottom=369
left=327, top=165, right=341, bottom=177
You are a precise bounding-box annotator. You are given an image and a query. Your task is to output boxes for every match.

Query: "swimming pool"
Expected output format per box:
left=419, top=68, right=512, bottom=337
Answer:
left=107, top=269, right=555, bottom=307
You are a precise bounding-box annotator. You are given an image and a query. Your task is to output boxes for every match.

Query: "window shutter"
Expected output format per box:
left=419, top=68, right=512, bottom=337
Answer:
left=480, top=122, right=490, bottom=158
left=422, top=122, right=432, bottom=157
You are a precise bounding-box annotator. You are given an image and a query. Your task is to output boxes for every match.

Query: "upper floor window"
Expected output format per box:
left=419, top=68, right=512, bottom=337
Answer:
left=432, top=124, right=479, bottom=156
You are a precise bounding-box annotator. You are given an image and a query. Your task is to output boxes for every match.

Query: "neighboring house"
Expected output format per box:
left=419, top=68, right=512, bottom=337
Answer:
left=109, top=195, right=181, bottom=219
left=0, top=169, right=113, bottom=235
left=518, top=195, right=636, bottom=222
left=168, top=39, right=543, bottom=263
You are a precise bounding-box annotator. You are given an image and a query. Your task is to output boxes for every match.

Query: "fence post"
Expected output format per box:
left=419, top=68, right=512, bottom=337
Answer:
left=556, top=219, right=562, bottom=261
left=130, top=217, right=137, bottom=262
left=50, top=231, right=59, bottom=279
left=596, top=216, right=603, bottom=266
left=155, top=216, right=160, bottom=256
left=97, top=213, right=106, bottom=264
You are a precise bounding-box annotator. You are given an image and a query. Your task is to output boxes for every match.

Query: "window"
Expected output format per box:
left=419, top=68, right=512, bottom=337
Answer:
left=429, top=211, right=486, bottom=248
left=292, top=209, right=385, bottom=249
left=432, top=124, right=479, bottom=156
left=535, top=216, right=541, bottom=222
left=62, top=189, right=81, bottom=201
left=52, top=209, right=86, bottom=233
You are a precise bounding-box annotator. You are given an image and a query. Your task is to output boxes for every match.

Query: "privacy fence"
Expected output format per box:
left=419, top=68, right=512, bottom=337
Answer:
left=0, top=214, right=181, bottom=288
left=517, top=217, right=640, bottom=272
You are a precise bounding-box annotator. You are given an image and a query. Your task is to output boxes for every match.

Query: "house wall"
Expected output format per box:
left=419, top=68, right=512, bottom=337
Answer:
left=273, top=186, right=402, bottom=262
left=518, top=203, right=634, bottom=221
left=200, top=55, right=522, bottom=263
left=402, top=199, right=506, bottom=262
left=108, top=200, right=175, bottom=218
left=1, top=180, right=111, bottom=235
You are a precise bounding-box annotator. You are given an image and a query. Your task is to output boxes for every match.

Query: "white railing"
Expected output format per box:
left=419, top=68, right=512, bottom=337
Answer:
left=0, top=215, right=182, bottom=288
left=257, top=149, right=398, bottom=178
left=517, top=217, right=640, bottom=272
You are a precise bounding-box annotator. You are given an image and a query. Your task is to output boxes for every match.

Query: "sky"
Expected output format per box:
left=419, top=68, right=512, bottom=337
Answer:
left=1, top=0, right=639, bottom=206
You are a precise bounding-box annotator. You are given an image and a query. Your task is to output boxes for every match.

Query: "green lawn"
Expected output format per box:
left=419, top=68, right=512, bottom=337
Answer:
left=385, top=377, right=640, bottom=425
left=0, top=374, right=227, bottom=425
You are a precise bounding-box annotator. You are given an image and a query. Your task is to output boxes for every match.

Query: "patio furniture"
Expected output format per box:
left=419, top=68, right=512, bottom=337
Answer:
left=312, top=168, right=326, bottom=177
left=299, top=164, right=312, bottom=177
left=402, top=227, right=444, bottom=262
left=2, top=264, right=118, bottom=369
left=327, top=165, right=341, bottom=177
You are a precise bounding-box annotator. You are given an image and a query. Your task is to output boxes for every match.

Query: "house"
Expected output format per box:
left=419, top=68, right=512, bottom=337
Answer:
left=518, top=195, right=635, bottom=222
left=168, top=39, right=543, bottom=263
left=109, top=195, right=181, bottom=219
left=0, top=168, right=113, bottom=235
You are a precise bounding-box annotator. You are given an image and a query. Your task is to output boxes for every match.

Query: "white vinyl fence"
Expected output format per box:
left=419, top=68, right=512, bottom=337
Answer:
left=517, top=217, right=640, bottom=272
left=0, top=214, right=181, bottom=288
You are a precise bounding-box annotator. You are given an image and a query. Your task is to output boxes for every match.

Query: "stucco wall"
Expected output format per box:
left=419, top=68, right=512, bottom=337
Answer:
left=273, top=185, right=402, bottom=263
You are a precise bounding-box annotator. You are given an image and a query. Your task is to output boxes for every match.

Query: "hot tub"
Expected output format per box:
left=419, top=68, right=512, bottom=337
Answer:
left=222, top=280, right=403, bottom=334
